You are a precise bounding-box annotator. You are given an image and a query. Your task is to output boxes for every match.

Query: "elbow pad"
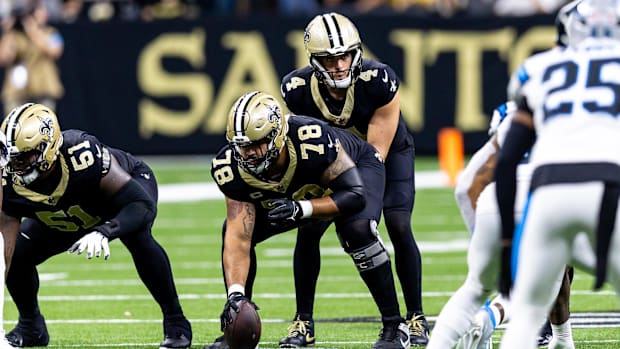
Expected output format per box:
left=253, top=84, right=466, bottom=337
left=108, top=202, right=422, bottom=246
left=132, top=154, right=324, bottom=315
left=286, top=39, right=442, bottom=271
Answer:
left=329, top=167, right=366, bottom=216
left=100, top=179, right=157, bottom=239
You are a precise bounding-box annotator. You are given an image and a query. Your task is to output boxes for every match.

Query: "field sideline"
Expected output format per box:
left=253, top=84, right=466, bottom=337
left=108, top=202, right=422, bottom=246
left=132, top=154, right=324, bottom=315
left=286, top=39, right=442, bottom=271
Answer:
left=2, top=161, right=617, bottom=348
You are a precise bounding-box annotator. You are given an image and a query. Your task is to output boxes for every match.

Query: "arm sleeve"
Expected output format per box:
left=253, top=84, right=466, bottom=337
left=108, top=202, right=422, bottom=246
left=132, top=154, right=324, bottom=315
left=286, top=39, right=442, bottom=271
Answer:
left=328, top=167, right=366, bottom=216
left=93, top=179, right=156, bottom=239
left=495, top=121, right=535, bottom=243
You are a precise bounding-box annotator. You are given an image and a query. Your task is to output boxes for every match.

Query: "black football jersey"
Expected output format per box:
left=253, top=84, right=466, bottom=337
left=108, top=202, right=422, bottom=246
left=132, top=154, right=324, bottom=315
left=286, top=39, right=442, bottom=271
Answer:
left=211, top=116, right=373, bottom=218
left=281, top=58, right=414, bottom=153
left=2, top=130, right=143, bottom=232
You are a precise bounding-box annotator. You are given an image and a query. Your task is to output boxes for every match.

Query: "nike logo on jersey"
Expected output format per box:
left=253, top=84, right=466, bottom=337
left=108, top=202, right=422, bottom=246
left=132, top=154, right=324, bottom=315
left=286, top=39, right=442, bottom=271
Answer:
left=382, top=70, right=388, bottom=83
left=140, top=173, right=151, bottom=180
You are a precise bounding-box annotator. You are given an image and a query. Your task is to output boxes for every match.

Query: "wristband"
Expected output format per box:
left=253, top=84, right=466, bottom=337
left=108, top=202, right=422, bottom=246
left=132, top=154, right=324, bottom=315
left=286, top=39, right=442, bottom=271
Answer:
left=298, top=200, right=313, bottom=219
left=227, top=283, right=245, bottom=297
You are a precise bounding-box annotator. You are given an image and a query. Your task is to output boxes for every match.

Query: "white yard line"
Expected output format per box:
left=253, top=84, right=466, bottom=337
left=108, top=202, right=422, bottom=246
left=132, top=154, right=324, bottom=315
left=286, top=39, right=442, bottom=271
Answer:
left=158, top=171, right=450, bottom=203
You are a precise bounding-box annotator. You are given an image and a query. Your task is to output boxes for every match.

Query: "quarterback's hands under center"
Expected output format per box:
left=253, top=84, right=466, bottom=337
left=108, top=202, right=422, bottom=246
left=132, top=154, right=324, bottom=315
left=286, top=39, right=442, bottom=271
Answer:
left=68, top=231, right=110, bottom=260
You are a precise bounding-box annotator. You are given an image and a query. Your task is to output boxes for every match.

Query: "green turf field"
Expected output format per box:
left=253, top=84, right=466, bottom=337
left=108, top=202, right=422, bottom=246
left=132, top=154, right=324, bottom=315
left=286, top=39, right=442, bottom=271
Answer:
left=5, top=157, right=618, bottom=348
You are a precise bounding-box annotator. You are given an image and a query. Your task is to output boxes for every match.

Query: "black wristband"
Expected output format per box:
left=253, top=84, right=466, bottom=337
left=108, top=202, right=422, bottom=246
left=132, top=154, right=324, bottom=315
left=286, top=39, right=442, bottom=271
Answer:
left=93, top=220, right=121, bottom=239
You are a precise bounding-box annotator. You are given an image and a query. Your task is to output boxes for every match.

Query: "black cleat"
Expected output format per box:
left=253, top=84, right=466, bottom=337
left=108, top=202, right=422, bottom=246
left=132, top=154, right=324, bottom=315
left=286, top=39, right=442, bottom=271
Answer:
left=279, top=315, right=315, bottom=348
left=203, top=335, right=228, bottom=349
left=6, top=315, right=49, bottom=348
left=160, top=315, right=192, bottom=349
left=406, top=313, right=429, bottom=347
left=372, top=322, right=410, bottom=349
left=537, top=320, right=552, bottom=348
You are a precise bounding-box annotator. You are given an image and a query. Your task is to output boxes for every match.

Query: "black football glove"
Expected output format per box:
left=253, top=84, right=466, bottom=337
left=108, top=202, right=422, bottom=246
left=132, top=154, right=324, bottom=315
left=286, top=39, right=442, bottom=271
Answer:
left=220, top=292, right=259, bottom=331
left=266, top=198, right=303, bottom=230
left=498, top=240, right=512, bottom=298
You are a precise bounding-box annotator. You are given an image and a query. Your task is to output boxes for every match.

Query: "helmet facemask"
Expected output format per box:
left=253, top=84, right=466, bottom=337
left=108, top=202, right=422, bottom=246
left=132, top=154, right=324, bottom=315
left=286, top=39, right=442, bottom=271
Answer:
left=310, top=47, right=363, bottom=89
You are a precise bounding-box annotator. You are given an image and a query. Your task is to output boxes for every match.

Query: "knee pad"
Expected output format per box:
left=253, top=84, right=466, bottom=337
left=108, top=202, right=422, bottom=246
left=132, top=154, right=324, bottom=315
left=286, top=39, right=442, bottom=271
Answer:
left=348, top=239, right=390, bottom=272
left=336, top=219, right=380, bottom=250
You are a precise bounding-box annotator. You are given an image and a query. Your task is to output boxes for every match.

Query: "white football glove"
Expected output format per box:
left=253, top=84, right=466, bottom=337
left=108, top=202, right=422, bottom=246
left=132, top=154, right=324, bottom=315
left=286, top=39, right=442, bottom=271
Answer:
left=68, top=231, right=110, bottom=260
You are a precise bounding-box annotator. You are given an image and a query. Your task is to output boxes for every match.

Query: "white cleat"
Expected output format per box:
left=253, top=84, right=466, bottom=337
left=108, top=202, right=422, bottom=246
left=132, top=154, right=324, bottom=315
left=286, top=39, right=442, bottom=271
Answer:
left=548, top=337, right=575, bottom=349
left=456, top=311, right=493, bottom=349
left=0, top=337, right=15, bottom=349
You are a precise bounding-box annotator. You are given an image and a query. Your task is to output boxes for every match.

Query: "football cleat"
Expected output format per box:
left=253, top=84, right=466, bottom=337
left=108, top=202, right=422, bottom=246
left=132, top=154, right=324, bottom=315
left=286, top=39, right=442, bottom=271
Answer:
left=456, top=310, right=493, bottom=349
left=160, top=314, right=192, bottom=349
left=372, top=322, right=410, bottom=349
left=406, top=313, right=429, bottom=346
left=279, top=315, right=315, bottom=348
left=5, top=315, right=49, bottom=347
left=203, top=335, right=228, bottom=349
left=548, top=336, right=575, bottom=349
left=538, top=321, right=552, bottom=348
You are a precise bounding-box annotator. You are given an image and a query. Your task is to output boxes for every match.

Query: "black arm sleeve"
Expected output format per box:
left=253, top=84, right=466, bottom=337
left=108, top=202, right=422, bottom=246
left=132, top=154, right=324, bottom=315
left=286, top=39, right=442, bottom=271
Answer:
left=328, top=167, right=366, bottom=216
left=94, top=179, right=157, bottom=239
left=495, top=121, right=536, bottom=243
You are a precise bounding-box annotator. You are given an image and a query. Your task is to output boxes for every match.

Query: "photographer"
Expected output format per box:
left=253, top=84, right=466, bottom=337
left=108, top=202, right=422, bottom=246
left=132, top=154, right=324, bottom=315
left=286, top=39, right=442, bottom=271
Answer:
left=0, top=1, right=63, bottom=115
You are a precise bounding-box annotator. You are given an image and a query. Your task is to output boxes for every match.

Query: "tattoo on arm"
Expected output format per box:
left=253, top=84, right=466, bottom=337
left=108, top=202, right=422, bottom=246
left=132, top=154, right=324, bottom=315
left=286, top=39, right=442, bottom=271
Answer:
left=242, top=203, right=254, bottom=238
left=322, top=148, right=355, bottom=183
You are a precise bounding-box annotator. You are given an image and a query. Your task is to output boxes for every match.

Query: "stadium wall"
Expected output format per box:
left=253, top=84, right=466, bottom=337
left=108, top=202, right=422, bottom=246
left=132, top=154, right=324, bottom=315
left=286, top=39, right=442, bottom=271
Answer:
left=33, top=15, right=557, bottom=155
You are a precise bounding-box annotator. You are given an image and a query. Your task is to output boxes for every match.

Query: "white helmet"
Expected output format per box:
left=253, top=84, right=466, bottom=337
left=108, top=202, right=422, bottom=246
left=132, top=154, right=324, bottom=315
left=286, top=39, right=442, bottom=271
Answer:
left=566, top=0, right=620, bottom=46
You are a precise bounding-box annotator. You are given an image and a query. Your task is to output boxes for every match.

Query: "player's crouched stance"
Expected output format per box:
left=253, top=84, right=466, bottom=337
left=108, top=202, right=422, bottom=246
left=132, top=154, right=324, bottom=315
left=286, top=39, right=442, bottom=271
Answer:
left=204, top=91, right=409, bottom=349
left=0, top=103, right=191, bottom=348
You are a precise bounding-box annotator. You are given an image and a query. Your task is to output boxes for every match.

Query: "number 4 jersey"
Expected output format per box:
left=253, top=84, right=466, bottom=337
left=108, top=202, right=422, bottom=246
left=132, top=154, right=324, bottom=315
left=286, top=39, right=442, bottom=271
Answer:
left=509, top=39, right=620, bottom=167
left=2, top=130, right=147, bottom=232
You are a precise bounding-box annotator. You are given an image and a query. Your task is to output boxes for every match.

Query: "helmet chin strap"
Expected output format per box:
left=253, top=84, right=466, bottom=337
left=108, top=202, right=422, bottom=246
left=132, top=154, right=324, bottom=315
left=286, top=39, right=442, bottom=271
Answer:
left=16, top=168, right=40, bottom=186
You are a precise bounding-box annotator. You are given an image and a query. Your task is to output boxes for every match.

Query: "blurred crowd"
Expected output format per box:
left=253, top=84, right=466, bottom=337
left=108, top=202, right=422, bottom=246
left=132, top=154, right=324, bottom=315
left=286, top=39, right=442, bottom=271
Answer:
left=0, top=0, right=576, bottom=23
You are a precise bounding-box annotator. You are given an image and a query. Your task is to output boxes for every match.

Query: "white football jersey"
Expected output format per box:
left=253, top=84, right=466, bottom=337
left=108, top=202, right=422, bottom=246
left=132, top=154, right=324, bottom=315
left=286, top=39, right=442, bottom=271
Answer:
left=510, top=38, right=620, bottom=167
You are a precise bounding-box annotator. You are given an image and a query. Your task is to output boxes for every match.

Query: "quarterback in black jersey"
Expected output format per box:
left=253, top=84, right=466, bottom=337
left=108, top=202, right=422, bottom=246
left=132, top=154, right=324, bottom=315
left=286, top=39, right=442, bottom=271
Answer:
left=0, top=104, right=191, bottom=349
left=280, top=12, right=427, bottom=347
left=204, top=91, right=410, bottom=349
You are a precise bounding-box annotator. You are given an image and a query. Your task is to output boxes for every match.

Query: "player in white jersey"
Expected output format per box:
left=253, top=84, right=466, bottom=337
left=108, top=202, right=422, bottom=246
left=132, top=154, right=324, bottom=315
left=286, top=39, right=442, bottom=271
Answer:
left=428, top=100, right=594, bottom=349
left=496, top=1, right=620, bottom=348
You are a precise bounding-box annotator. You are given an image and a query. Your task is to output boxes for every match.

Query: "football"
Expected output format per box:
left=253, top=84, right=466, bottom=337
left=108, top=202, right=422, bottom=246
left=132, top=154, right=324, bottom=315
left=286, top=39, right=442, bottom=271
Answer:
left=224, top=300, right=261, bottom=349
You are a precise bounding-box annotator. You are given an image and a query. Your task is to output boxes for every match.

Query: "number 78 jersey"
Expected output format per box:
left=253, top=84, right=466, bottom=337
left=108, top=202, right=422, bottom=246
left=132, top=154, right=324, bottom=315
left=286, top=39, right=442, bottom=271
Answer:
left=211, top=115, right=375, bottom=214
left=509, top=39, right=620, bottom=167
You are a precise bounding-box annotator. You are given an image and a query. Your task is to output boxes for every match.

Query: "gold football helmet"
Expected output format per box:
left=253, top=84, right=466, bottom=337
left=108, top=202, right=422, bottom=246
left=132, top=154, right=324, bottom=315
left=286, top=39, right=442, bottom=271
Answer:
left=304, top=12, right=363, bottom=89
left=1, top=103, right=63, bottom=185
left=226, top=91, right=288, bottom=176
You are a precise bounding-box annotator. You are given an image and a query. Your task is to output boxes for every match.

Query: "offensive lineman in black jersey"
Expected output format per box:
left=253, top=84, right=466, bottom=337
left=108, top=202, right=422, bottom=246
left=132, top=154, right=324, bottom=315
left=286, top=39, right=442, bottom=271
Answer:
left=280, top=12, right=428, bottom=347
left=204, top=91, right=410, bottom=349
left=0, top=103, right=191, bottom=349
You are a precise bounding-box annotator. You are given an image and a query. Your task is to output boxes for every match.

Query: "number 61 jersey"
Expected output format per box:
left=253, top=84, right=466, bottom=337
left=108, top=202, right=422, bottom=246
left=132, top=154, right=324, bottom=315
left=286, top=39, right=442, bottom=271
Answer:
left=509, top=39, right=620, bottom=167
left=2, top=130, right=138, bottom=232
left=211, top=115, right=377, bottom=235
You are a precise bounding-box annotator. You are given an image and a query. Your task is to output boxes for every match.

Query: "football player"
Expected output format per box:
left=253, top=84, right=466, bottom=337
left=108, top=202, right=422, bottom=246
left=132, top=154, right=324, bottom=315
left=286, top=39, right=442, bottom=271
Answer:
left=429, top=100, right=594, bottom=349
left=0, top=131, right=16, bottom=349
left=496, top=1, right=620, bottom=348
left=0, top=103, right=191, bottom=348
left=280, top=12, right=427, bottom=347
left=204, top=91, right=410, bottom=349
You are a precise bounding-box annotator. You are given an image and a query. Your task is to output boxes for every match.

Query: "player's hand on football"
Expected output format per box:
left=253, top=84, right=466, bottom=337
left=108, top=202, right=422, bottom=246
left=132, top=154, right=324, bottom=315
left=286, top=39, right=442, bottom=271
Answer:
left=220, top=292, right=259, bottom=331
left=266, top=198, right=303, bottom=229
left=68, top=231, right=110, bottom=260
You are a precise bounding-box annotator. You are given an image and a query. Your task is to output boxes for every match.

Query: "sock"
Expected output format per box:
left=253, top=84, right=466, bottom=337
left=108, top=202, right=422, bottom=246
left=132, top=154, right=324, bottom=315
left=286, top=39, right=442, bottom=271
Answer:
left=551, top=320, right=573, bottom=341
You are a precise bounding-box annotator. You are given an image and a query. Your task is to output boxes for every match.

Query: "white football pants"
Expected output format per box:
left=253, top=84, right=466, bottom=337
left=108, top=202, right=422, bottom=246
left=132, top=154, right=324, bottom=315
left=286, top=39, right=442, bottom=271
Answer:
left=499, top=182, right=620, bottom=349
